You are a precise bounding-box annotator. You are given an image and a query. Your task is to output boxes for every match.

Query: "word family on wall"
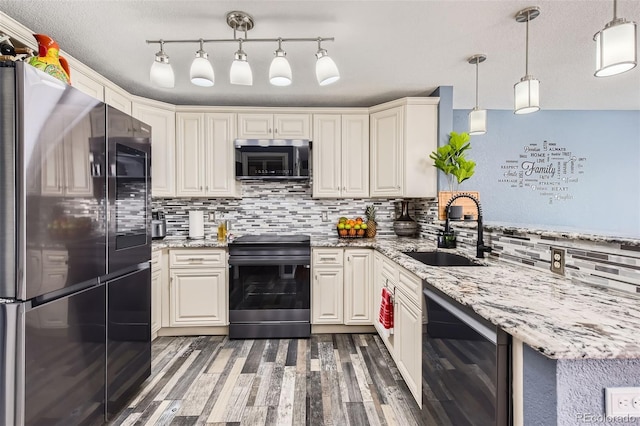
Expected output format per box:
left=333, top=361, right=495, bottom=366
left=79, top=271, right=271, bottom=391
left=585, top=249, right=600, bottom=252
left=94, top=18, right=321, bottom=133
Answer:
left=498, top=141, right=587, bottom=204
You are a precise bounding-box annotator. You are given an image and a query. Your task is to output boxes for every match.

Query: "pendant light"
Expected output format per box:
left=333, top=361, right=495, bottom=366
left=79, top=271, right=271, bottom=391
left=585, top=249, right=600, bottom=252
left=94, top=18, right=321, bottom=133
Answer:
left=315, top=38, right=340, bottom=86
left=514, top=7, right=541, bottom=115
left=269, top=38, right=292, bottom=86
left=190, top=39, right=215, bottom=87
left=468, top=54, right=487, bottom=135
left=149, top=40, right=175, bottom=89
left=594, top=0, right=637, bottom=77
left=230, top=39, right=253, bottom=86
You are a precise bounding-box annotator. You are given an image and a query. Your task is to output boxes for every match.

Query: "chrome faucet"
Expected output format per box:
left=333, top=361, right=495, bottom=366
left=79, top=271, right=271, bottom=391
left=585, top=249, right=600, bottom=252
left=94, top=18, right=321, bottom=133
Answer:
left=443, top=193, right=493, bottom=259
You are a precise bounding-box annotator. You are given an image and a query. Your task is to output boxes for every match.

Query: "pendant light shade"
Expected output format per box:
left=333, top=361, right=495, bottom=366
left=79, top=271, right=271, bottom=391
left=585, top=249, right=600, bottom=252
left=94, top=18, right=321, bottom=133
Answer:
left=315, top=39, right=340, bottom=86
left=594, top=0, right=637, bottom=77
left=269, top=40, right=292, bottom=86
left=190, top=40, right=214, bottom=87
left=514, top=76, right=540, bottom=114
left=230, top=41, right=253, bottom=86
left=150, top=41, right=175, bottom=89
left=514, top=7, right=541, bottom=115
left=468, top=54, right=487, bottom=135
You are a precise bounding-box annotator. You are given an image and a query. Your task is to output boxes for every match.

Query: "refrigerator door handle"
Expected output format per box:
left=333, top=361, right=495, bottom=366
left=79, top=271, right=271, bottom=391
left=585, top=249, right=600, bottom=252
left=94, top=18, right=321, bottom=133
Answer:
left=0, top=302, right=24, bottom=426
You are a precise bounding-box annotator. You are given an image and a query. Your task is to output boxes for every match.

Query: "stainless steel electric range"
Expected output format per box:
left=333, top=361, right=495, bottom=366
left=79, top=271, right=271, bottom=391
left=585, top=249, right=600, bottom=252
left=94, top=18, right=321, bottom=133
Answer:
left=228, top=235, right=311, bottom=339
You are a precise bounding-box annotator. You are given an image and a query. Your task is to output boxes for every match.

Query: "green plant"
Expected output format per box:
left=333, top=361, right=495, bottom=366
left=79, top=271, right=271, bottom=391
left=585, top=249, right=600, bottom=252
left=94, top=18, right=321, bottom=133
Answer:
left=429, top=131, right=476, bottom=191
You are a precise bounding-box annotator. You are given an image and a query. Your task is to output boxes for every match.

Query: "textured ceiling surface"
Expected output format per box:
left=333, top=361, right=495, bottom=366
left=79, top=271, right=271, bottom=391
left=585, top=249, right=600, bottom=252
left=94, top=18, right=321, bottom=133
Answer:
left=1, top=0, right=639, bottom=109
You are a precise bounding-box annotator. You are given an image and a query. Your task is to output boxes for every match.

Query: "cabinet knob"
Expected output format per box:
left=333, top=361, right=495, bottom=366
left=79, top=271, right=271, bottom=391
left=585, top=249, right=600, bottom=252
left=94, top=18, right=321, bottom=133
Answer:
left=200, top=186, right=203, bottom=190
left=274, top=128, right=278, bottom=134
left=269, top=128, right=272, bottom=133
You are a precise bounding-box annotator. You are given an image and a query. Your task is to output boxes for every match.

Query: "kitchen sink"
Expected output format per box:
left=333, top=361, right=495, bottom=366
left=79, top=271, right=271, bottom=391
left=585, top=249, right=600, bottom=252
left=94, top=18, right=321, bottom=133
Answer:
left=402, top=251, right=483, bottom=267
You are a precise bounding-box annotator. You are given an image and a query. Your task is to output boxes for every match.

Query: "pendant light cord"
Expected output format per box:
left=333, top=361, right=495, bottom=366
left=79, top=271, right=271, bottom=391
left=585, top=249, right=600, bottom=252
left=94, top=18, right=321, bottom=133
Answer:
left=525, top=13, right=530, bottom=76
left=613, top=0, right=617, bottom=20
left=475, top=60, right=479, bottom=108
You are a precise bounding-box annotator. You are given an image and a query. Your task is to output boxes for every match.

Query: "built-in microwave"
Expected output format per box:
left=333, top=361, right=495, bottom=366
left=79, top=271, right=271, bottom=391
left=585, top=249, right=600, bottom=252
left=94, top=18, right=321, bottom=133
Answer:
left=234, top=139, right=310, bottom=179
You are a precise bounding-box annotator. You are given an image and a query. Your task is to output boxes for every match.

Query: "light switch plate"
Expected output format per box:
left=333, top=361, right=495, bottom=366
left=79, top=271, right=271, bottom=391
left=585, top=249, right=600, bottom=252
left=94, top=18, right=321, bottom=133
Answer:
left=605, top=387, right=640, bottom=417
left=208, top=212, right=216, bottom=222
left=321, top=212, right=329, bottom=222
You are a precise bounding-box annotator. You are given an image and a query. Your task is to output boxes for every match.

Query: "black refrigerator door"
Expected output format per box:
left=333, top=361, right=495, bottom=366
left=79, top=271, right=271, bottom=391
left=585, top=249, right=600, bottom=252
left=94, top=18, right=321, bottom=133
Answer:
left=106, top=266, right=151, bottom=420
left=106, top=106, right=151, bottom=275
left=1, top=62, right=107, bottom=301
left=24, top=284, right=106, bottom=426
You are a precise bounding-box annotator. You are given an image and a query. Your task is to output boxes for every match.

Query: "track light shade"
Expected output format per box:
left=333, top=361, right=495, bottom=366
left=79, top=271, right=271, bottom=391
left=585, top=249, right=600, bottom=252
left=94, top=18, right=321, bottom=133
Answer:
left=594, top=19, right=637, bottom=77
left=230, top=49, right=253, bottom=86
left=269, top=48, right=292, bottom=86
left=315, top=49, right=340, bottom=86
left=190, top=49, right=214, bottom=87
left=150, top=47, right=175, bottom=89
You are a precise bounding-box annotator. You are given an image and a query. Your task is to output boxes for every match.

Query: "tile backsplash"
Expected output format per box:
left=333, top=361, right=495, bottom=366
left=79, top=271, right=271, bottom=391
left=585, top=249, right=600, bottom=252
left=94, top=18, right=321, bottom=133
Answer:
left=154, top=181, right=639, bottom=295
left=153, top=180, right=437, bottom=239
left=425, top=223, right=640, bottom=295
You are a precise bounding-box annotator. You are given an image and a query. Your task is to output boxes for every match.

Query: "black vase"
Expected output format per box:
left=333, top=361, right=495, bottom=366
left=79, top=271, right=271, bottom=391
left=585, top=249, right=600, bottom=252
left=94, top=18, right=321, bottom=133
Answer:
left=393, top=201, right=418, bottom=237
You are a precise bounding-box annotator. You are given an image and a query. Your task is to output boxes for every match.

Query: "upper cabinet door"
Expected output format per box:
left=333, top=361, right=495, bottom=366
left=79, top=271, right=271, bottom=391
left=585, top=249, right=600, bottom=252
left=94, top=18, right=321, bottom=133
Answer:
left=104, top=86, right=132, bottom=115
left=370, top=106, right=403, bottom=197
left=175, top=113, right=205, bottom=197
left=237, top=113, right=311, bottom=139
left=204, top=113, right=239, bottom=197
left=71, top=69, right=104, bottom=102
left=274, top=114, right=311, bottom=139
left=341, top=114, right=369, bottom=198
left=132, top=102, right=176, bottom=197
left=237, top=113, right=274, bottom=139
left=312, top=114, right=342, bottom=198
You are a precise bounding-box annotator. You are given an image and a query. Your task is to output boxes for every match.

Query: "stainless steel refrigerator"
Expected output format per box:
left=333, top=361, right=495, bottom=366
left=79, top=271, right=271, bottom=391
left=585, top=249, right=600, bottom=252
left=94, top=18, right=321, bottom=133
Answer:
left=0, top=62, right=152, bottom=425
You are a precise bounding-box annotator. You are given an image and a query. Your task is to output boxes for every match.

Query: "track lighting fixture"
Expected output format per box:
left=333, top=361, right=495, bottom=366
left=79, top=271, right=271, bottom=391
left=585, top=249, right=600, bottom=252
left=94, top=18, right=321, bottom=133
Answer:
left=147, top=11, right=338, bottom=89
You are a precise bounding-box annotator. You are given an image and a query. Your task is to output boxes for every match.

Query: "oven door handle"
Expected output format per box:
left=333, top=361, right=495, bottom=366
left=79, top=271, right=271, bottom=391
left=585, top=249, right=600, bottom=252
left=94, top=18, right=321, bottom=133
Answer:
left=229, top=256, right=311, bottom=266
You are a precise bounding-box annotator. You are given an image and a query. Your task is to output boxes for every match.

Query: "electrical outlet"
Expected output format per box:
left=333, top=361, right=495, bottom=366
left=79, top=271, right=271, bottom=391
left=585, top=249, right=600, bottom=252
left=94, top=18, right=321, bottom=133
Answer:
left=208, top=211, right=216, bottom=222
left=550, top=247, right=565, bottom=275
left=321, top=212, right=329, bottom=222
left=605, top=387, right=640, bottom=417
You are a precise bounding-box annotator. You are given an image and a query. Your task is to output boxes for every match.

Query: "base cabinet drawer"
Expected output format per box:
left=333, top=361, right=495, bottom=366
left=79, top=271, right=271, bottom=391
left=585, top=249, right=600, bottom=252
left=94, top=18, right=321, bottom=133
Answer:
left=170, top=249, right=226, bottom=268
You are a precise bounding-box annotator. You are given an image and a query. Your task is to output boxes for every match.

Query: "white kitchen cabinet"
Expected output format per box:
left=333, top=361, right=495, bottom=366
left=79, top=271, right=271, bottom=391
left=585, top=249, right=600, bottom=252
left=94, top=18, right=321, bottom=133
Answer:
left=71, top=69, right=104, bottom=101
left=372, top=252, right=423, bottom=407
left=133, top=99, right=176, bottom=197
left=151, top=250, right=163, bottom=338
left=104, top=85, right=132, bottom=115
left=394, top=288, right=422, bottom=406
left=41, top=111, right=93, bottom=197
left=237, top=113, right=311, bottom=139
left=168, top=249, right=227, bottom=327
left=344, top=249, right=373, bottom=325
left=312, top=248, right=373, bottom=325
left=369, top=98, right=438, bottom=198
left=175, top=112, right=239, bottom=198
left=312, top=114, right=369, bottom=198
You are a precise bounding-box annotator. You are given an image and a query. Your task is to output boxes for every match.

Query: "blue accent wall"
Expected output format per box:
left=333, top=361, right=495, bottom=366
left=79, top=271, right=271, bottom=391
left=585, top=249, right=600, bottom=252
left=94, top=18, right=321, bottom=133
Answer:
left=452, top=109, right=640, bottom=237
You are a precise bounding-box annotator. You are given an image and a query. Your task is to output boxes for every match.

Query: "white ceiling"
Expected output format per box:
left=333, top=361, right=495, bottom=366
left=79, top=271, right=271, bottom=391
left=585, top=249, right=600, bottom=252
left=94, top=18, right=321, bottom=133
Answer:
left=1, top=0, right=639, bottom=110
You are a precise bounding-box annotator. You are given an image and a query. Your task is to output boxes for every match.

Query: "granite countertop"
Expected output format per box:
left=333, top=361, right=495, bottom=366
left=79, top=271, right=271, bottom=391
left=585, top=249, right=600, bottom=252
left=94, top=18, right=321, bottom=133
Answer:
left=154, top=234, right=640, bottom=360
left=152, top=236, right=227, bottom=250
left=315, top=236, right=640, bottom=360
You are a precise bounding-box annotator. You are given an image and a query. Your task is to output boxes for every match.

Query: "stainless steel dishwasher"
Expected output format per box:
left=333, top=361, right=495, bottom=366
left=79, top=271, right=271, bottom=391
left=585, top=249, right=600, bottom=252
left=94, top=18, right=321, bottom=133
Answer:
left=422, top=286, right=511, bottom=426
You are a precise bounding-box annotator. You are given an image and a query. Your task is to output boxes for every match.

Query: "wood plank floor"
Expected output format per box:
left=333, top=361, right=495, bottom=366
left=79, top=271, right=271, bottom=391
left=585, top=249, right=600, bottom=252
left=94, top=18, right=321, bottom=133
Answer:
left=109, top=334, right=428, bottom=426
